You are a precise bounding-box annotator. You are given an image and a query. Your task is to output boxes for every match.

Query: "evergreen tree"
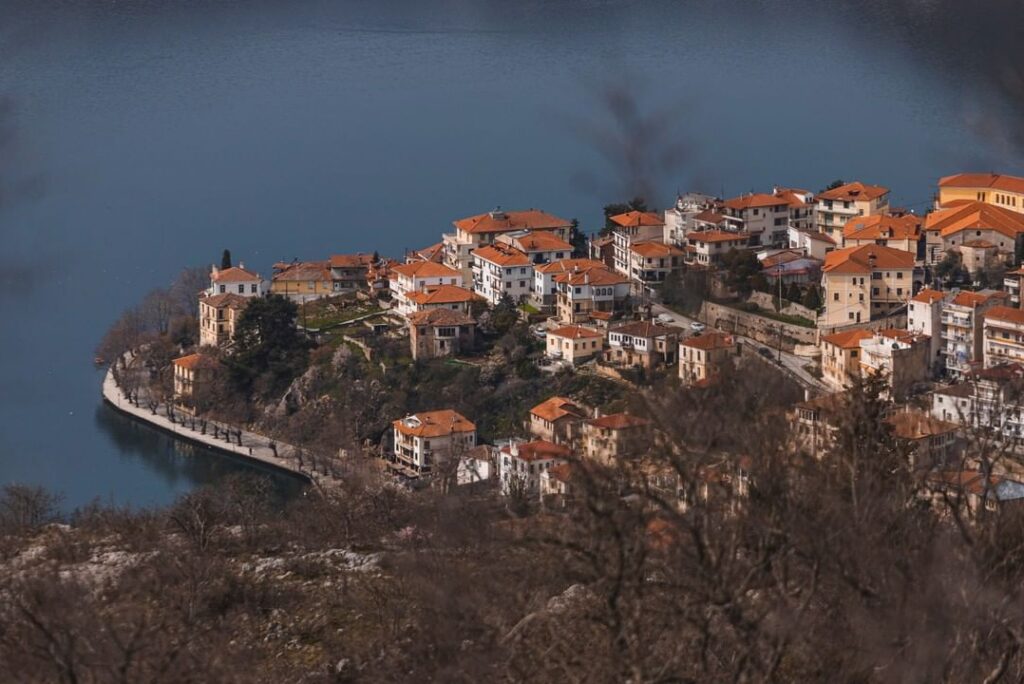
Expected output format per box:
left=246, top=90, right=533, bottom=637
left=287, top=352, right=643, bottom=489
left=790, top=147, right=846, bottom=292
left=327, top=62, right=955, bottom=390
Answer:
left=600, top=197, right=648, bottom=236
left=228, top=295, right=310, bottom=398
left=785, top=281, right=802, bottom=304
left=569, top=218, right=589, bottom=257
left=802, top=284, right=822, bottom=311
left=221, top=249, right=232, bottom=270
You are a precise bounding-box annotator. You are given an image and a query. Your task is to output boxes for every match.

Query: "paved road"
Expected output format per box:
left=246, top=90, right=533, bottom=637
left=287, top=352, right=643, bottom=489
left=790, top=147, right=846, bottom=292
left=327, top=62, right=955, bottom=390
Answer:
left=649, top=300, right=829, bottom=393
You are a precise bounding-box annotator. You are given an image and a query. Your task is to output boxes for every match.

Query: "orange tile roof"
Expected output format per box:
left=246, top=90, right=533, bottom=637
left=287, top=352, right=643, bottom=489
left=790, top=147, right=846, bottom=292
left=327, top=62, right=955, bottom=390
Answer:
left=950, top=290, right=1005, bottom=307
left=545, top=462, right=576, bottom=483
left=885, top=410, right=958, bottom=440
left=390, top=261, right=462, bottom=279
left=547, top=325, right=604, bottom=340
left=553, top=266, right=628, bottom=287
left=411, top=243, right=445, bottom=263
left=693, top=209, right=730, bottom=224
left=612, top=320, right=682, bottom=339
left=393, top=409, right=475, bottom=438
left=610, top=210, right=663, bottom=227
left=629, top=241, right=685, bottom=258
left=816, top=181, right=889, bottom=202
left=682, top=331, right=736, bottom=351
left=201, top=293, right=251, bottom=310
left=173, top=353, right=219, bottom=370
left=407, top=308, right=475, bottom=327
left=505, top=230, right=573, bottom=253
left=911, top=288, right=946, bottom=304
left=472, top=243, right=532, bottom=267
left=530, top=396, right=586, bottom=423
left=821, top=244, right=914, bottom=274
left=774, top=189, right=809, bottom=208
left=805, top=231, right=837, bottom=244
left=939, top=172, right=1024, bottom=194
left=842, top=214, right=921, bottom=241
left=272, top=261, right=333, bottom=282
left=689, top=230, right=752, bottom=244
left=722, top=193, right=789, bottom=210
left=535, top=258, right=606, bottom=274
left=405, top=284, right=479, bottom=305
left=453, top=209, right=571, bottom=234
left=212, top=266, right=261, bottom=282
left=328, top=253, right=374, bottom=268
left=503, top=440, right=572, bottom=462
left=924, top=201, right=1024, bottom=240
left=985, top=305, right=1024, bottom=326
left=821, top=329, right=875, bottom=349
left=588, top=413, right=652, bottom=430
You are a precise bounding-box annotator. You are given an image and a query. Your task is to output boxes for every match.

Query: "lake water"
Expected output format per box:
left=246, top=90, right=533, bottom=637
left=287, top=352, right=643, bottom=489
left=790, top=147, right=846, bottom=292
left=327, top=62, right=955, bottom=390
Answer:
left=0, top=0, right=1021, bottom=510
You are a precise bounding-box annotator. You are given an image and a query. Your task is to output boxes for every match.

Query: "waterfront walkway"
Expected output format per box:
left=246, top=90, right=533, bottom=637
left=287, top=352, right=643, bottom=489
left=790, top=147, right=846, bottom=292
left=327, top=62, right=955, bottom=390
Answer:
left=101, top=367, right=342, bottom=491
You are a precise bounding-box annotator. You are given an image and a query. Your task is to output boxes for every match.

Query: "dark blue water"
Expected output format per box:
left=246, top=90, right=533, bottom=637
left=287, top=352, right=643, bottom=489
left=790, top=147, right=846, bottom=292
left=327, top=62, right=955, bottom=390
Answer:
left=0, top=0, right=1021, bottom=509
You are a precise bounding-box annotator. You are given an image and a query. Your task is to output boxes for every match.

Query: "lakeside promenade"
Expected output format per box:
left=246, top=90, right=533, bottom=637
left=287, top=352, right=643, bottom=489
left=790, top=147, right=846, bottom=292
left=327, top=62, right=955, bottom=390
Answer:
left=101, top=367, right=342, bottom=491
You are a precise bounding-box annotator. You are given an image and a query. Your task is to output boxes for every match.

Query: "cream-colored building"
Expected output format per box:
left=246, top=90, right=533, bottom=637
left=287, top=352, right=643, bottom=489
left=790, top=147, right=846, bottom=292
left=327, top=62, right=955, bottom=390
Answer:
left=610, top=211, right=665, bottom=276
left=442, top=208, right=572, bottom=281
left=908, top=288, right=949, bottom=373
left=606, top=321, right=682, bottom=369
left=389, top=261, right=464, bottom=316
left=686, top=231, right=752, bottom=266
left=923, top=200, right=1024, bottom=266
left=627, top=242, right=685, bottom=285
left=983, top=305, right=1024, bottom=368
left=528, top=396, right=587, bottom=445
left=841, top=214, right=922, bottom=254
left=533, top=258, right=607, bottom=311
left=198, top=293, right=250, bottom=348
left=172, top=352, right=219, bottom=412
left=937, top=173, right=1024, bottom=214
left=554, top=265, right=631, bottom=325
left=581, top=413, right=653, bottom=465
left=391, top=410, right=477, bottom=476
left=679, top=332, right=737, bottom=385
left=206, top=264, right=264, bottom=297
left=814, top=181, right=890, bottom=242
left=820, top=329, right=873, bottom=390
left=404, top=284, right=480, bottom=315
left=821, top=244, right=915, bottom=326
left=545, top=325, right=604, bottom=364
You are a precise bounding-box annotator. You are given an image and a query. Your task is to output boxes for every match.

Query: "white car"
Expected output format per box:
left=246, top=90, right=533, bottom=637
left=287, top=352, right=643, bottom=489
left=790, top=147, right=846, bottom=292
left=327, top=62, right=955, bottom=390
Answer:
left=690, top=321, right=706, bottom=333
left=656, top=313, right=674, bottom=325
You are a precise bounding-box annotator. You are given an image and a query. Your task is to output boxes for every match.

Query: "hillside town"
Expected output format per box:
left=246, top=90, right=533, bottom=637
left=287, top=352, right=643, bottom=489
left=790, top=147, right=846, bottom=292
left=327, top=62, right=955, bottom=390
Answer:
left=140, top=172, right=1024, bottom=510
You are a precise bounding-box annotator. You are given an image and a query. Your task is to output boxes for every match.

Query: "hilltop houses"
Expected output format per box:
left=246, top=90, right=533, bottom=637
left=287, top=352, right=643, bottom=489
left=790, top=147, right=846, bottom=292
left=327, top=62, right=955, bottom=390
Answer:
left=443, top=208, right=572, bottom=282
left=821, top=244, right=915, bottom=326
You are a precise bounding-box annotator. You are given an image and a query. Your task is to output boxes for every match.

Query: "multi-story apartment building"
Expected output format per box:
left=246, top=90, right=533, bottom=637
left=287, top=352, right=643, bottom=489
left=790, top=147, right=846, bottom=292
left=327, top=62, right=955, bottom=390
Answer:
left=207, top=264, right=264, bottom=297
left=983, top=306, right=1024, bottom=368
left=581, top=413, right=653, bottom=465
left=528, top=396, right=587, bottom=445
left=407, top=308, right=476, bottom=361
left=270, top=260, right=335, bottom=302
left=908, top=288, right=949, bottom=374
left=923, top=200, right=1024, bottom=266
left=494, top=229, right=573, bottom=264
left=721, top=192, right=791, bottom=247
left=533, top=258, right=607, bottom=311
left=442, top=208, right=572, bottom=281
left=774, top=187, right=816, bottom=231
left=1005, top=267, right=1024, bottom=307
left=662, top=192, right=720, bottom=246
left=545, top=325, right=604, bottom=364
left=820, top=329, right=874, bottom=390
left=790, top=392, right=846, bottom=458
left=858, top=329, right=931, bottom=400
left=937, top=173, right=1024, bottom=214
left=679, top=332, right=736, bottom=385
left=498, top=440, right=571, bottom=497
left=554, top=265, right=631, bottom=324
left=610, top=211, right=665, bottom=276
left=389, top=261, right=464, bottom=316
left=841, top=213, right=922, bottom=255
left=686, top=231, right=752, bottom=266
left=626, top=242, right=685, bottom=285
left=931, top=363, right=1024, bottom=441
left=198, top=293, right=250, bottom=347
left=470, top=243, right=533, bottom=305
left=391, top=409, right=477, bottom=476
left=171, top=353, right=219, bottom=413
left=941, top=290, right=1007, bottom=378
left=328, top=253, right=374, bottom=292
left=606, top=321, right=682, bottom=369
left=787, top=227, right=837, bottom=260
left=820, top=244, right=915, bottom=326
left=814, top=181, right=890, bottom=242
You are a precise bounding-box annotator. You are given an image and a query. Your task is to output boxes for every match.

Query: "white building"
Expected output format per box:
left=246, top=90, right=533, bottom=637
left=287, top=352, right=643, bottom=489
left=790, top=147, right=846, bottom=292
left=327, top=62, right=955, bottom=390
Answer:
left=983, top=306, right=1024, bottom=368
left=498, top=439, right=571, bottom=496
left=207, top=264, right=264, bottom=297
left=813, top=181, right=890, bottom=243
left=390, top=409, right=477, bottom=476
left=471, top=243, right=534, bottom=305
left=662, top=193, right=720, bottom=246
left=610, top=211, right=665, bottom=276
left=495, top=230, right=573, bottom=264
left=443, top=208, right=572, bottom=281
left=533, top=258, right=608, bottom=311
left=908, top=288, right=948, bottom=374
left=389, top=261, right=464, bottom=316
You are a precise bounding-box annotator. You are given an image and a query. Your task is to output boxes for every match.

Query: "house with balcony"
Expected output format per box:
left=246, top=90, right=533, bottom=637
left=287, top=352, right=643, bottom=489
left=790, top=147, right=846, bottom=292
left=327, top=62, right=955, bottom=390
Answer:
left=528, top=396, right=588, bottom=445
left=679, top=332, right=737, bottom=385
left=407, top=308, right=476, bottom=361
left=787, top=227, right=837, bottom=260
left=443, top=208, right=572, bottom=282
left=721, top=192, right=795, bottom=247
left=609, top=211, right=665, bottom=276
left=328, top=253, right=374, bottom=293
left=908, top=288, right=949, bottom=374
left=554, top=264, right=631, bottom=325
left=626, top=242, right=685, bottom=285
left=606, top=320, right=683, bottom=369
left=581, top=412, right=654, bottom=465
left=686, top=230, right=753, bottom=266
left=813, top=181, right=890, bottom=243
left=789, top=392, right=847, bottom=458
left=545, top=325, right=604, bottom=364
left=389, top=261, right=464, bottom=316
left=471, top=243, right=534, bottom=305
left=857, top=329, right=931, bottom=400
left=390, top=410, right=477, bottom=477
left=820, top=244, right=915, bottom=327
left=498, top=440, right=572, bottom=497
left=940, top=290, right=1007, bottom=378
left=662, top=192, right=723, bottom=246
left=1005, top=267, right=1024, bottom=307
left=198, top=293, right=250, bottom=348
left=931, top=364, right=1024, bottom=441
left=532, top=258, right=607, bottom=311
left=983, top=305, right=1024, bottom=368
left=495, top=229, right=573, bottom=264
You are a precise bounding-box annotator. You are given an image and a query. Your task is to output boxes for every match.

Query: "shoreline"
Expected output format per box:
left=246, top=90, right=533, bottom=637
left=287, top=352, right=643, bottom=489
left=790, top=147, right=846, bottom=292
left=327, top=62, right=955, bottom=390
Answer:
left=100, top=366, right=338, bottom=490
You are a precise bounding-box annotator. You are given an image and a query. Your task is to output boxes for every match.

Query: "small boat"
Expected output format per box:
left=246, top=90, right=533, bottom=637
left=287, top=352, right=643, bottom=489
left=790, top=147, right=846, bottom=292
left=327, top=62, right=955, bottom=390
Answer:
left=93, top=356, right=107, bottom=366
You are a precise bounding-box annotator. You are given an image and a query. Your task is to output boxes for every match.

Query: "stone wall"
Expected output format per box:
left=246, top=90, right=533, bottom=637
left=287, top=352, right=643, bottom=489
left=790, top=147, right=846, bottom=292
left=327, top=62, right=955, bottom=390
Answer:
left=700, top=301, right=819, bottom=350
left=746, top=292, right=818, bottom=321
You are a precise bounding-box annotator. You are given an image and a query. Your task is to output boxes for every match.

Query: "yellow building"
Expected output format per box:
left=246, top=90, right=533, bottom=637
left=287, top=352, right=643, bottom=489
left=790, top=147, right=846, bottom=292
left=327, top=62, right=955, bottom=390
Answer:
left=841, top=214, right=922, bottom=255
left=937, top=173, right=1024, bottom=214
left=679, top=332, right=737, bottom=385
left=545, top=325, right=604, bottom=364
left=198, top=293, right=250, bottom=347
left=270, top=261, right=335, bottom=302
left=820, top=329, right=873, bottom=390
left=821, top=244, right=915, bottom=326
left=923, top=200, right=1024, bottom=265
left=172, top=352, right=220, bottom=413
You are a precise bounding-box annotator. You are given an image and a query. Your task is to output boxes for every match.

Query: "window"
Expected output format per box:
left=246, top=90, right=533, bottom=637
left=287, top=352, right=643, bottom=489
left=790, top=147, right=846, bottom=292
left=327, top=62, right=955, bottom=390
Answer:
left=219, top=285, right=226, bottom=294
left=237, top=284, right=244, bottom=293
left=897, top=288, right=903, bottom=295
left=872, top=272, right=882, bottom=280
left=896, top=272, right=903, bottom=279
left=250, top=283, right=258, bottom=293
left=872, top=288, right=879, bottom=296
left=834, top=292, right=839, bottom=302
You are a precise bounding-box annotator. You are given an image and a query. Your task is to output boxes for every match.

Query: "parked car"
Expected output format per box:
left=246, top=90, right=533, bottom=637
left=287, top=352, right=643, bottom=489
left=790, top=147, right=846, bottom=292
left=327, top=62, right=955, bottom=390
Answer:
left=532, top=325, right=547, bottom=338
left=758, top=347, right=774, bottom=359
left=690, top=321, right=706, bottom=333
left=656, top=313, right=674, bottom=325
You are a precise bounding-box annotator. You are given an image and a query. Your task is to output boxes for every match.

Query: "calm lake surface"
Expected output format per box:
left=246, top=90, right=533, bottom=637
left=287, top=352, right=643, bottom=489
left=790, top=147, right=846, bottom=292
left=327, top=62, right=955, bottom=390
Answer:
left=0, top=0, right=1021, bottom=510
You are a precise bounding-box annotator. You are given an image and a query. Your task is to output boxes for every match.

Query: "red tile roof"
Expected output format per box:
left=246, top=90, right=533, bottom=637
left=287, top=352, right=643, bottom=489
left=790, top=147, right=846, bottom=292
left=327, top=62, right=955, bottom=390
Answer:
left=629, top=241, right=685, bottom=258
left=939, top=172, right=1024, bottom=194
left=212, top=266, right=261, bottom=282
left=530, top=396, right=587, bottom=423
left=503, top=440, right=572, bottom=462
left=200, top=293, right=251, bottom=310
left=609, top=210, right=664, bottom=227
left=272, top=261, right=333, bottom=282
left=612, top=321, right=682, bottom=339
left=405, top=284, right=479, bottom=305
left=821, top=329, right=874, bottom=349
left=925, top=201, right=1024, bottom=240
left=390, top=261, right=462, bottom=279
left=472, top=243, right=532, bottom=267
left=535, top=258, right=607, bottom=274
left=393, top=410, right=475, bottom=438
left=816, top=181, right=889, bottom=202
left=328, top=253, right=374, bottom=268
left=588, top=413, right=652, bottom=430
left=173, top=353, right=219, bottom=370
left=504, top=230, right=573, bottom=253
left=842, top=214, right=921, bottom=241
left=407, top=308, right=475, bottom=327
left=821, top=244, right=915, bottom=274
left=911, top=288, right=946, bottom=304
left=454, top=209, right=571, bottom=234
left=950, top=290, right=1004, bottom=308
left=682, top=331, right=735, bottom=351
left=547, top=325, right=604, bottom=340
left=722, top=193, right=789, bottom=210
left=689, top=230, right=751, bottom=244
left=985, top=305, right=1024, bottom=326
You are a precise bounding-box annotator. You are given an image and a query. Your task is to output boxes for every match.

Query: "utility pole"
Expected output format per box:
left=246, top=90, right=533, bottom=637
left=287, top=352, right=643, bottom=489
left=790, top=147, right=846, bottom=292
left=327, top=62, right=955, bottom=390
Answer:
left=777, top=271, right=783, bottom=363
